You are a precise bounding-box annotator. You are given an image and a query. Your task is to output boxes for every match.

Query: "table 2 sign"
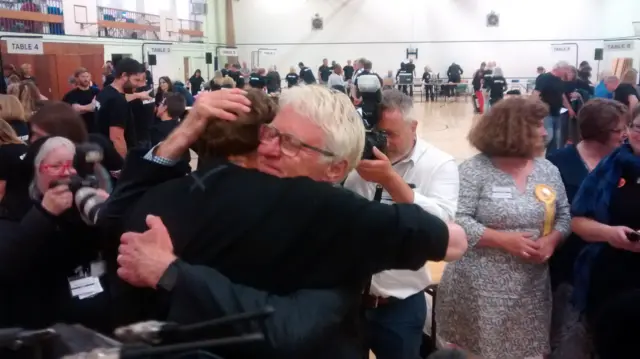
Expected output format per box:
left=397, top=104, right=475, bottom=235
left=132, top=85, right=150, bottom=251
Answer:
left=605, top=41, right=634, bottom=51
left=7, top=38, right=44, bottom=55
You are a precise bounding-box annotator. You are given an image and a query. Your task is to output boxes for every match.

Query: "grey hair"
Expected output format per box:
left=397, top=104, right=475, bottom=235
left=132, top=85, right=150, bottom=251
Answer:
left=30, top=136, right=76, bottom=198
left=493, top=67, right=504, bottom=77
left=381, top=89, right=416, bottom=123
left=604, top=75, right=619, bottom=83
left=553, top=61, right=571, bottom=70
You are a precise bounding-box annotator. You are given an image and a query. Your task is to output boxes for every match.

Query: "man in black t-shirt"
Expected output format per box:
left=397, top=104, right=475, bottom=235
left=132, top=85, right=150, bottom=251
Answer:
left=95, top=58, right=146, bottom=158
left=343, top=60, right=354, bottom=81
left=318, top=58, right=331, bottom=84
left=129, top=75, right=156, bottom=148
left=533, top=61, right=574, bottom=153
left=249, top=69, right=267, bottom=89
left=63, top=67, right=101, bottom=133
left=471, top=62, right=487, bottom=114
left=298, top=62, right=316, bottom=84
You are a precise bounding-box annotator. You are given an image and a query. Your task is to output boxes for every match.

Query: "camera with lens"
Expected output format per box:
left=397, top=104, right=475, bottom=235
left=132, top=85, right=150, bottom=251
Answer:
left=50, top=143, right=111, bottom=225
left=355, top=72, right=387, bottom=160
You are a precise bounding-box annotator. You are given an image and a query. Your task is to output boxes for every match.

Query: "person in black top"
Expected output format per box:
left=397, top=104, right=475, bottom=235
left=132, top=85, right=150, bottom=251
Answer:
left=406, top=59, right=416, bottom=78
left=129, top=79, right=156, bottom=148
left=285, top=67, right=299, bottom=88
left=422, top=66, right=435, bottom=101
left=104, top=89, right=465, bottom=358
left=95, top=58, right=145, bottom=158
left=614, top=69, right=639, bottom=109
left=343, top=60, right=354, bottom=81
left=471, top=62, right=487, bottom=113
left=63, top=67, right=100, bottom=133
left=299, top=62, right=316, bottom=84
left=155, top=76, right=173, bottom=106
left=318, top=58, right=331, bottom=84
left=28, top=102, right=124, bottom=182
left=534, top=62, right=574, bottom=153
left=0, top=119, right=28, bottom=221
left=395, top=62, right=410, bottom=95
left=249, top=68, right=267, bottom=89
left=446, top=62, right=463, bottom=83
left=577, top=62, right=594, bottom=96
left=265, top=67, right=281, bottom=94
left=227, top=66, right=242, bottom=88
left=488, top=67, right=508, bottom=105
left=0, top=136, right=111, bottom=333
left=446, top=62, right=463, bottom=97
left=570, top=106, right=640, bottom=359
left=189, top=69, right=205, bottom=96
left=150, top=92, right=183, bottom=146
left=144, top=62, right=153, bottom=88
left=0, top=94, right=28, bottom=141
left=221, top=63, right=230, bottom=77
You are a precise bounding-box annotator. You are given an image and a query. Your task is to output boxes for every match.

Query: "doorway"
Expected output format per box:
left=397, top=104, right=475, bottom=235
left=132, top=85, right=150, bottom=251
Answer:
left=184, top=57, right=190, bottom=83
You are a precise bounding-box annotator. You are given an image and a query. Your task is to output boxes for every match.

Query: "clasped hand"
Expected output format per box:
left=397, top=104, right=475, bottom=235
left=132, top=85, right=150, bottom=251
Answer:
left=502, top=232, right=559, bottom=264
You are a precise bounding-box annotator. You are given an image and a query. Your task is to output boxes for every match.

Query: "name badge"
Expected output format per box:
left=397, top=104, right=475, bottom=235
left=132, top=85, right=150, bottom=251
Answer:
left=68, top=276, right=103, bottom=300
left=491, top=186, right=512, bottom=199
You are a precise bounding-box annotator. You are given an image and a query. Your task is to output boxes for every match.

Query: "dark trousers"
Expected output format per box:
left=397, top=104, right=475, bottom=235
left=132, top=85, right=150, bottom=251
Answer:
left=364, top=292, right=427, bottom=359
left=425, top=85, right=434, bottom=101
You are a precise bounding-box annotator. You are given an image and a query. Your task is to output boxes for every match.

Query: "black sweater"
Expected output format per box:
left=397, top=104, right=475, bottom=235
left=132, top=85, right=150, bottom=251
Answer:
left=0, top=203, right=110, bottom=332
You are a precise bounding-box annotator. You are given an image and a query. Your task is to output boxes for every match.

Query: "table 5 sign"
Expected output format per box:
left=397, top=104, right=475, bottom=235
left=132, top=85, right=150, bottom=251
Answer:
left=7, top=38, right=44, bottom=55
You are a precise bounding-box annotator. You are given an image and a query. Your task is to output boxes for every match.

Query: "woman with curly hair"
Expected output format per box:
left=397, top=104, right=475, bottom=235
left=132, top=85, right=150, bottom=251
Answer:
left=436, top=97, right=571, bottom=359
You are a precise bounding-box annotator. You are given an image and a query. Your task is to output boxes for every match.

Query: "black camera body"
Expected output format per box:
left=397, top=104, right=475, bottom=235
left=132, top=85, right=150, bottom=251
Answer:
left=354, top=72, right=387, bottom=160
left=49, top=143, right=108, bottom=225
left=358, top=100, right=387, bottom=160
left=49, top=143, right=104, bottom=192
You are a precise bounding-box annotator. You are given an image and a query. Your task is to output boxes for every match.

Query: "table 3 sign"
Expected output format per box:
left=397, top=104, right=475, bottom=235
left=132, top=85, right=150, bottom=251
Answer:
left=6, top=38, right=44, bottom=55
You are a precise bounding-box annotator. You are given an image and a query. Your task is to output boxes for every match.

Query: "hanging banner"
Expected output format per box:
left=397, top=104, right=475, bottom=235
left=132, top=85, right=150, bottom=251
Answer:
left=7, top=38, right=43, bottom=55
left=217, top=48, right=238, bottom=56
left=148, top=45, right=172, bottom=54
left=605, top=41, right=634, bottom=51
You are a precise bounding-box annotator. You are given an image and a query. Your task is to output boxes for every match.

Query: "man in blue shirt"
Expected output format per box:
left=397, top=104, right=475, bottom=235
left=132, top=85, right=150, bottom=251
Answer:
left=594, top=75, right=618, bottom=99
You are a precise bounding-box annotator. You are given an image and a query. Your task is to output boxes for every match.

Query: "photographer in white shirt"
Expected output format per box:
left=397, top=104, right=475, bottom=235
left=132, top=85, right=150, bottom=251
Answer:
left=343, top=88, right=459, bottom=359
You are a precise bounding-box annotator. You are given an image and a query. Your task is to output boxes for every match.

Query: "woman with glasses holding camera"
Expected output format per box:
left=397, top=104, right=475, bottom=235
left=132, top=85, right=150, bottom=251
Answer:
left=0, top=135, right=111, bottom=333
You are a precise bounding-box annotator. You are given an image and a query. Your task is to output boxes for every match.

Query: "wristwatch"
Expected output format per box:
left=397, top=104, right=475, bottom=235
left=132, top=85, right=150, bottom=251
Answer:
left=156, top=260, right=179, bottom=292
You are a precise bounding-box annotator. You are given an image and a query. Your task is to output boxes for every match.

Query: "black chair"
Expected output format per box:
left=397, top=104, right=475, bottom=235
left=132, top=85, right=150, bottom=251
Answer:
left=420, top=284, right=439, bottom=357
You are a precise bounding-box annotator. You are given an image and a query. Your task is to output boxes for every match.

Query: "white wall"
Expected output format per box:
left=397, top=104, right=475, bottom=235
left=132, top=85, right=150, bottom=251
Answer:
left=102, top=39, right=213, bottom=84
left=55, top=0, right=217, bottom=85
left=233, top=0, right=640, bottom=78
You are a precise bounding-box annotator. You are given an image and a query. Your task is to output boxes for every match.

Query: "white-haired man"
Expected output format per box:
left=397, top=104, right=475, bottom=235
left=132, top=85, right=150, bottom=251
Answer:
left=533, top=61, right=574, bottom=153
left=344, top=89, right=459, bottom=359
left=106, top=87, right=467, bottom=358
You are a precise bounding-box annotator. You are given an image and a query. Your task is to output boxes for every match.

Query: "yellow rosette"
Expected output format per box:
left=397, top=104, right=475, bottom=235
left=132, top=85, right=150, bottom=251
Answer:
left=535, top=184, right=556, bottom=236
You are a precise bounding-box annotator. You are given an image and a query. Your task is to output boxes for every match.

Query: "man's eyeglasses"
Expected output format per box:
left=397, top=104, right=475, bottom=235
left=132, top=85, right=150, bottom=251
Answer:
left=259, top=124, right=335, bottom=157
left=629, top=123, right=640, bottom=133
left=39, top=160, right=73, bottom=176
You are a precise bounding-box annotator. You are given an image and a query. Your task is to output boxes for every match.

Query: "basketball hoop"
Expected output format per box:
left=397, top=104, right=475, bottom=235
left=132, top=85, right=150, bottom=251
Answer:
left=406, top=47, right=418, bottom=60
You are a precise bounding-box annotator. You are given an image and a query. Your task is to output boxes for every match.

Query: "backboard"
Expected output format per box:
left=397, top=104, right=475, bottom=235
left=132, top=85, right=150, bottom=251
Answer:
left=74, top=5, right=98, bottom=36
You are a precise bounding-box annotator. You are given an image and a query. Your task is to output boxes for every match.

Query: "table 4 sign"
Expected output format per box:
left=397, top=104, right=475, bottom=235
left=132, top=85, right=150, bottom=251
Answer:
left=6, top=38, right=44, bottom=55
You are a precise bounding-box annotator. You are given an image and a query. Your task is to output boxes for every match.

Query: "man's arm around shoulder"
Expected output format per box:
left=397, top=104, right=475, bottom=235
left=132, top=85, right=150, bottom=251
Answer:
left=326, top=186, right=467, bottom=275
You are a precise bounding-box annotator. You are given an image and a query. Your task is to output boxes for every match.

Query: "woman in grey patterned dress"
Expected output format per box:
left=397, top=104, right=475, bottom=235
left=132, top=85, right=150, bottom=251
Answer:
left=435, top=97, right=572, bottom=359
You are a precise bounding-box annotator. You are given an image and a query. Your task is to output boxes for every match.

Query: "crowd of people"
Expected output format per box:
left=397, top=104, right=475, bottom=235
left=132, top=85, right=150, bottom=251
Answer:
left=0, top=54, right=639, bottom=359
